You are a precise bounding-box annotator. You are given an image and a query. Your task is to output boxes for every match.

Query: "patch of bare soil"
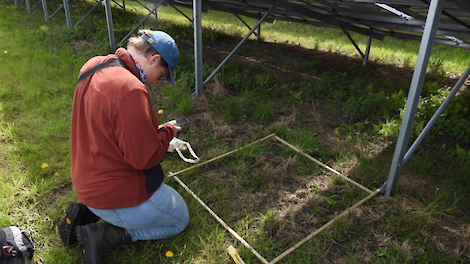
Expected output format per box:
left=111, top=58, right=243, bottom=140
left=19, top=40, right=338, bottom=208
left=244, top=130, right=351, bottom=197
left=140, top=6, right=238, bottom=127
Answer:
left=71, top=39, right=95, bottom=54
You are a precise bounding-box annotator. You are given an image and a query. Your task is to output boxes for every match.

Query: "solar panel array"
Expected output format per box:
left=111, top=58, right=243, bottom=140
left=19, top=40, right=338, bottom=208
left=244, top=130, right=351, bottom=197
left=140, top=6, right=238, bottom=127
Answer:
left=166, top=0, right=470, bottom=48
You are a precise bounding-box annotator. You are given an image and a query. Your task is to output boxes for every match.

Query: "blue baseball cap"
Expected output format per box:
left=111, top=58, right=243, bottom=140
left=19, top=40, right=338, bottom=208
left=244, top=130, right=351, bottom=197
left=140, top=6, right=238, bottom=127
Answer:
left=140, top=31, right=179, bottom=85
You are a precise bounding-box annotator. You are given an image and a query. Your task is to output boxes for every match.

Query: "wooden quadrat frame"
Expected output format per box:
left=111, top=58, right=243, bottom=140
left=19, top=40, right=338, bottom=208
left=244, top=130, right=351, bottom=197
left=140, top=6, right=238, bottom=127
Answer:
left=168, top=133, right=380, bottom=264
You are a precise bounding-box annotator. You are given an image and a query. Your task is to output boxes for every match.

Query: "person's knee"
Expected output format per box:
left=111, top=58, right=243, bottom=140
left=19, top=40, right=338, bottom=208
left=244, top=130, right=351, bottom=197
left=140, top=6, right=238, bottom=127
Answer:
left=177, top=212, right=190, bottom=234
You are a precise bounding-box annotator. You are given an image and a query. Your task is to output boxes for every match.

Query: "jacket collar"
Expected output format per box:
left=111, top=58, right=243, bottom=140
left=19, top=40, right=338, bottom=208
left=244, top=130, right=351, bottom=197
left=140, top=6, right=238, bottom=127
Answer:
left=115, top=48, right=142, bottom=80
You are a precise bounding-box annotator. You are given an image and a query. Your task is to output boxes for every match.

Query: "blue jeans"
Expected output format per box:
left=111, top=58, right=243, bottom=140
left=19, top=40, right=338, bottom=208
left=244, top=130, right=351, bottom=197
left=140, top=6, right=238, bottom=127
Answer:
left=87, top=183, right=189, bottom=242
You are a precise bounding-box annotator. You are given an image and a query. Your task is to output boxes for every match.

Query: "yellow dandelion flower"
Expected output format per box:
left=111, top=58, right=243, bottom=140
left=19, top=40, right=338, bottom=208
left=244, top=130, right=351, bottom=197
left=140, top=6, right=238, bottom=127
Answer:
left=54, top=172, right=59, bottom=177
left=4, top=51, right=7, bottom=54
left=157, top=109, right=164, bottom=115
left=165, top=251, right=174, bottom=257
left=41, top=163, right=48, bottom=169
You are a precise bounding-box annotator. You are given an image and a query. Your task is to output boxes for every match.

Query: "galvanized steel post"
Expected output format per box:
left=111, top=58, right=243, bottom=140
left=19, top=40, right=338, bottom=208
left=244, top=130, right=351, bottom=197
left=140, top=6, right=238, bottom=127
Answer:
left=403, top=64, right=470, bottom=165
left=193, top=0, right=203, bottom=97
left=63, top=0, right=72, bottom=29
left=384, top=0, right=445, bottom=196
left=105, top=0, right=116, bottom=51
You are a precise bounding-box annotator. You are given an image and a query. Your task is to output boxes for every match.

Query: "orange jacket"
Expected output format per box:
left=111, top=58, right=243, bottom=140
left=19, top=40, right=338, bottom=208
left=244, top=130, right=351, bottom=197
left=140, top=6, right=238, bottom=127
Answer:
left=71, top=48, right=174, bottom=209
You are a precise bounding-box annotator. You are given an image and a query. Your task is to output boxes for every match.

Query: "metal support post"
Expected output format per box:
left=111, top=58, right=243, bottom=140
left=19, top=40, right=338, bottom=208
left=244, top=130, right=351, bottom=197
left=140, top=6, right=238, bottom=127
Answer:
left=363, top=28, right=373, bottom=66
left=63, top=0, right=72, bottom=29
left=203, top=1, right=279, bottom=85
left=153, top=1, right=157, bottom=21
left=384, top=0, right=445, bottom=196
left=341, top=28, right=364, bottom=59
left=193, top=0, right=203, bottom=97
left=41, top=0, right=49, bottom=22
left=403, top=63, right=470, bottom=165
left=25, top=0, right=31, bottom=14
left=104, top=0, right=116, bottom=51
left=257, top=13, right=261, bottom=42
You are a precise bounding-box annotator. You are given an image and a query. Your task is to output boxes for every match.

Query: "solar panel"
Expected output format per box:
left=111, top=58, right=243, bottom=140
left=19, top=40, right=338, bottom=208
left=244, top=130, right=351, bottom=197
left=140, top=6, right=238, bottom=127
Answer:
left=165, top=0, right=470, bottom=48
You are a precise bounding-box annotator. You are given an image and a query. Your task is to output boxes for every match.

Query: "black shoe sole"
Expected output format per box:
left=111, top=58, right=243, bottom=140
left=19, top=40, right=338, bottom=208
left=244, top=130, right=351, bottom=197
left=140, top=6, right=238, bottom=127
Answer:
left=58, top=203, right=81, bottom=246
left=76, top=225, right=100, bottom=264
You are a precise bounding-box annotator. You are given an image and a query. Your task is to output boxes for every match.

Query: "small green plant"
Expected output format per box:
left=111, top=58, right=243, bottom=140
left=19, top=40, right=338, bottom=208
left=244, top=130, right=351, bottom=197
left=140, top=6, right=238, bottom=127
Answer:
left=260, top=209, right=282, bottom=234
left=403, top=55, right=414, bottom=69
left=303, top=60, right=322, bottom=72
left=212, top=97, right=247, bottom=122
left=222, top=72, right=250, bottom=91
left=160, top=85, right=195, bottom=115
left=374, top=247, right=401, bottom=263
left=277, top=127, right=320, bottom=156
left=1, top=122, right=18, bottom=142
left=289, top=90, right=303, bottom=102
left=375, top=118, right=401, bottom=138
left=254, top=101, right=276, bottom=124
left=38, top=24, right=49, bottom=40
left=419, top=187, right=462, bottom=218
left=255, top=69, right=278, bottom=87
left=331, top=175, right=343, bottom=185
left=428, top=58, right=445, bottom=78
left=203, top=27, right=222, bottom=41
left=240, top=171, right=268, bottom=192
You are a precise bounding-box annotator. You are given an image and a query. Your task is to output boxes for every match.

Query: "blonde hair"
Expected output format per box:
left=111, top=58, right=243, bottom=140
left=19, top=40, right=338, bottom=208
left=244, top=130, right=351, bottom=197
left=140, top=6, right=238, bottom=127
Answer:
left=128, top=29, right=169, bottom=69
left=128, top=29, right=158, bottom=56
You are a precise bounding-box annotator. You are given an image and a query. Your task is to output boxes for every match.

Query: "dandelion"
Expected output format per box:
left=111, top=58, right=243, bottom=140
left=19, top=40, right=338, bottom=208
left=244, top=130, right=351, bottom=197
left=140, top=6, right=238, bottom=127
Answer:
left=54, top=172, right=59, bottom=177
left=157, top=109, right=164, bottom=115
left=3, top=51, right=7, bottom=54
left=41, top=163, right=48, bottom=169
left=165, top=251, right=174, bottom=257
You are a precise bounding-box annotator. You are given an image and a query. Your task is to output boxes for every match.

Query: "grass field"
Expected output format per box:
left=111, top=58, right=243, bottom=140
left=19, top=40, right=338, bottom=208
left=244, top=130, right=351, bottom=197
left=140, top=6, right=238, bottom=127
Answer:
left=1, top=0, right=470, bottom=263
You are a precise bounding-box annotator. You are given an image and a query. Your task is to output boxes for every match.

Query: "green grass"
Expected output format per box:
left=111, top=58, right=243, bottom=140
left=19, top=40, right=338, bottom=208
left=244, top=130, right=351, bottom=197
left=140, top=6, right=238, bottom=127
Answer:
left=2, top=0, right=470, bottom=263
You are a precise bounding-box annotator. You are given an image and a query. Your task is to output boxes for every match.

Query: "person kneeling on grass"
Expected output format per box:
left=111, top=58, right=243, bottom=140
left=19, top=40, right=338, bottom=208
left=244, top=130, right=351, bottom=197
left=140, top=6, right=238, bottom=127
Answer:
left=58, top=29, right=189, bottom=263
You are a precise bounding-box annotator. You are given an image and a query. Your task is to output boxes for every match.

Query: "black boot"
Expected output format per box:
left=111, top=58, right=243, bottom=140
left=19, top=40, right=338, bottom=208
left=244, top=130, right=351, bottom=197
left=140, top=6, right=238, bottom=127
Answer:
left=58, top=202, right=100, bottom=246
left=76, top=223, right=132, bottom=264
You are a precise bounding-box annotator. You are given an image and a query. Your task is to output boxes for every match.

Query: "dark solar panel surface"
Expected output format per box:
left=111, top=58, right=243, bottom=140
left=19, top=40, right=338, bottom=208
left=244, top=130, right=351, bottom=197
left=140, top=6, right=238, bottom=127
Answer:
left=165, top=0, right=470, bottom=48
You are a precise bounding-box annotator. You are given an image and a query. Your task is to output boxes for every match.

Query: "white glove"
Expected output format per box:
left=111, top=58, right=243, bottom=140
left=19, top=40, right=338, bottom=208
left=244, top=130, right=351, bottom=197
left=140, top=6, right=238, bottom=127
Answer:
left=168, top=138, right=200, bottom=164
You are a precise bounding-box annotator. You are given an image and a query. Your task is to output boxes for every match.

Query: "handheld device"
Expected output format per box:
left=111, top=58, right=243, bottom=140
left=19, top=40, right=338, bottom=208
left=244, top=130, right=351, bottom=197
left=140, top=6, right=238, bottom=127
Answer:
left=175, top=117, right=190, bottom=127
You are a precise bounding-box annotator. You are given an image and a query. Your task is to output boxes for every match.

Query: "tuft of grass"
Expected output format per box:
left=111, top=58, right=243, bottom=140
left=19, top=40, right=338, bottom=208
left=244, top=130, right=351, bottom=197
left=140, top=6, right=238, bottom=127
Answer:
left=254, top=101, right=277, bottom=125
left=276, top=127, right=321, bottom=156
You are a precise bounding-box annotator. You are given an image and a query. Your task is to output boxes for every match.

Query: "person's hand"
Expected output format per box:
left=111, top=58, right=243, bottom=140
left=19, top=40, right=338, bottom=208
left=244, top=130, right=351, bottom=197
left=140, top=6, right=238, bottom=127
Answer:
left=167, top=120, right=182, bottom=137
